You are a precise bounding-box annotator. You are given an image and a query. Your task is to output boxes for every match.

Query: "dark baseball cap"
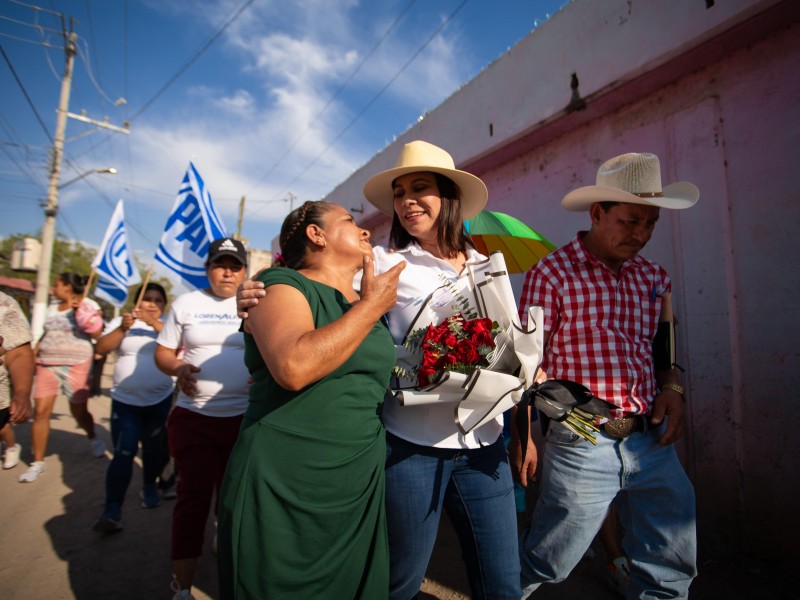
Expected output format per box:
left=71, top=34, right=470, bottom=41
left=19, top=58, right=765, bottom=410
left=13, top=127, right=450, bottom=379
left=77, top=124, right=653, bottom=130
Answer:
left=207, top=237, right=247, bottom=266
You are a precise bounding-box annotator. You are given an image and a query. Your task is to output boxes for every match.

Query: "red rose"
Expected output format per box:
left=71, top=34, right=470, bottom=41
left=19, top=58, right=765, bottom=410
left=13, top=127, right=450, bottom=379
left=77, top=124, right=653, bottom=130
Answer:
left=463, top=317, right=491, bottom=334
left=440, top=331, right=458, bottom=349
left=422, top=324, right=438, bottom=345
left=421, top=350, right=440, bottom=367
left=454, top=339, right=480, bottom=364
left=418, top=366, right=441, bottom=387
left=473, top=329, right=494, bottom=348
left=441, top=352, right=458, bottom=367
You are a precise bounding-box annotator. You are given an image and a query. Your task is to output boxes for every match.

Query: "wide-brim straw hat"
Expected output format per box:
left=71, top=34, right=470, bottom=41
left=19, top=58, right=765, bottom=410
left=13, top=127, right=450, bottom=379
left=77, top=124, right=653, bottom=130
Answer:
left=363, top=140, right=488, bottom=219
left=562, top=152, right=699, bottom=211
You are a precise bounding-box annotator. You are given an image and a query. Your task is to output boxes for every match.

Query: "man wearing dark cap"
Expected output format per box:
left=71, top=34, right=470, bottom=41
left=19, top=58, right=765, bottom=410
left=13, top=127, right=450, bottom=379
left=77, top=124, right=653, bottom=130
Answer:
left=515, top=153, right=698, bottom=598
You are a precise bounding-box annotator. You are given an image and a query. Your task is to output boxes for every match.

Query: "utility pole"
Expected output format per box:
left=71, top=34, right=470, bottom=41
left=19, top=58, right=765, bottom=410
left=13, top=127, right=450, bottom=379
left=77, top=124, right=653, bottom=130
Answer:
left=30, top=28, right=77, bottom=342
left=287, top=191, right=296, bottom=213
left=29, top=20, right=129, bottom=341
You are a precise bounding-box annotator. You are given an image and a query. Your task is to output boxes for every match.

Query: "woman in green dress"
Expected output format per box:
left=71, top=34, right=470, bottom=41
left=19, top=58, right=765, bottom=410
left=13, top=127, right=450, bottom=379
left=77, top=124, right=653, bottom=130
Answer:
left=218, top=201, right=405, bottom=599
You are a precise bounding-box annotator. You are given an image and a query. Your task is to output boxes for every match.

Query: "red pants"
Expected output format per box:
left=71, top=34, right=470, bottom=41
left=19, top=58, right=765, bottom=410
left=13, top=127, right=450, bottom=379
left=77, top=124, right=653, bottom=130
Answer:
left=167, top=406, right=243, bottom=560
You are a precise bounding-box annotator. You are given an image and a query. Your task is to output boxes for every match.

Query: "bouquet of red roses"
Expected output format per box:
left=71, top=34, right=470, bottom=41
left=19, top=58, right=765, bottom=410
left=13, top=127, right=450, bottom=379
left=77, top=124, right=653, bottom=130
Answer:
left=393, top=252, right=544, bottom=435
left=410, top=314, right=503, bottom=387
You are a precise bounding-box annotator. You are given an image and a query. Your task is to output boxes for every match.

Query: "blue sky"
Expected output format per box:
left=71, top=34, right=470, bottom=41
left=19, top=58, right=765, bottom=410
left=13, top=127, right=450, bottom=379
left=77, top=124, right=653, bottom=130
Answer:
left=1, top=0, right=570, bottom=281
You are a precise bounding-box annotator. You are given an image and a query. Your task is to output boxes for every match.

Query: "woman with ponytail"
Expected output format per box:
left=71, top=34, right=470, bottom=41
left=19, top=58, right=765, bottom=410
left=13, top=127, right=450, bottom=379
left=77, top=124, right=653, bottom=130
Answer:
left=19, top=272, right=106, bottom=483
left=218, top=201, right=404, bottom=599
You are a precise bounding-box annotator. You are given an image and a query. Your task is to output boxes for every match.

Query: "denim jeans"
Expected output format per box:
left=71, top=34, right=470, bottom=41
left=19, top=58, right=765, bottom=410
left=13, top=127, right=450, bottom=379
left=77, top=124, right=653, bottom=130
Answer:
left=519, top=420, right=697, bottom=599
left=105, top=394, right=172, bottom=506
left=386, top=432, right=521, bottom=600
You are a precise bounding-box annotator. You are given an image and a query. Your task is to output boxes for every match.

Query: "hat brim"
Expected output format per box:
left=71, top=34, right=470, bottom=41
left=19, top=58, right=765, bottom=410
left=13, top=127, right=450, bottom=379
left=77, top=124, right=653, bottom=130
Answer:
left=363, top=166, right=488, bottom=220
left=562, top=182, right=699, bottom=211
left=207, top=250, right=247, bottom=265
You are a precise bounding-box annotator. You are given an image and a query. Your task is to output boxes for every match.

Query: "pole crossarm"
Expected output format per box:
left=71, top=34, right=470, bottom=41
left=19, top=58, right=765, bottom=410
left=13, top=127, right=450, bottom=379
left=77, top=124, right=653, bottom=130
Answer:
left=66, top=111, right=130, bottom=135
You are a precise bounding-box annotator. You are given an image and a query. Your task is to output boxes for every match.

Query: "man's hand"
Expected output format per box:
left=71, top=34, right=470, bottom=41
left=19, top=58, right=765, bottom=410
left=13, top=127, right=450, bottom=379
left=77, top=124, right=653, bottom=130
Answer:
left=508, top=403, right=538, bottom=487
left=508, top=429, right=538, bottom=487
left=237, top=280, right=266, bottom=319
left=650, top=388, right=686, bottom=445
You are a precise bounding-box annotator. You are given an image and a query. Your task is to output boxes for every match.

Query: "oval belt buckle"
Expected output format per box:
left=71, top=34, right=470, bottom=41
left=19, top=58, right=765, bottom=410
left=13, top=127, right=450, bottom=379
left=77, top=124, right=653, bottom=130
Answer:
left=604, top=417, right=633, bottom=439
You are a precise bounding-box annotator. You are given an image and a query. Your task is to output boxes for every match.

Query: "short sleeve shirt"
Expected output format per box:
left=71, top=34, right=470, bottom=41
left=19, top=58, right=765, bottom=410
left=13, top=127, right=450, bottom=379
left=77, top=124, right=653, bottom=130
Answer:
left=0, top=292, right=33, bottom=410
left=103, top=316, right=175, bottom=407
left=36, top=299, right=100, bottom=365
left=157, top=289, right=249, bottom=417
left=518, top=233, right=671, bottom=416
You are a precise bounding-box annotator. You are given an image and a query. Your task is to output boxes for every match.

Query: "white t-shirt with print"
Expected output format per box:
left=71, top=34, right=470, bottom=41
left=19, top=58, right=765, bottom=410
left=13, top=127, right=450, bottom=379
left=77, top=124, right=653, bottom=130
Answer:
left=363, top=244, right=503, bottom=449
left=103, top=316, right=175, bottom=407
left=157, top=289, right=248, bottom=417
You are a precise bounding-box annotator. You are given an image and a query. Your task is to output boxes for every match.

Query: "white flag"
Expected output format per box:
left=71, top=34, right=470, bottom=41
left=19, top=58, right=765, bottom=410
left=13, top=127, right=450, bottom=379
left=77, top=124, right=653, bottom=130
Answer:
left=91, top=199, right=141, bottom=307
left=154, top=162, right=228, bottom=289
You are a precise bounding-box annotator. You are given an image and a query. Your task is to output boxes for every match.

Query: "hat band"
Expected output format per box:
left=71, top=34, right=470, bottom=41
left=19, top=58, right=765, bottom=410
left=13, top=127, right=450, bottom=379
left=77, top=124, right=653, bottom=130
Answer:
left=634, top=191, right=663, bottom=198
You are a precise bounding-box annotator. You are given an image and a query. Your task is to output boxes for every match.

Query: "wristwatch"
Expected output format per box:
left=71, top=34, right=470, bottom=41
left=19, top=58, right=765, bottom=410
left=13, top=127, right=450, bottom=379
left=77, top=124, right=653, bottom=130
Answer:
left=661, top=382, right=685, bottom=401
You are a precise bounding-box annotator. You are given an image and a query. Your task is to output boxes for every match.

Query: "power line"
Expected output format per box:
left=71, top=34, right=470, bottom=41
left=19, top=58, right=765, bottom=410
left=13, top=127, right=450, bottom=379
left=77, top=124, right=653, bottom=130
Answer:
left=6, top=0, right=62, bottom=17
left=0, top=14, right=62, bottom=36
left=0, top=44, right=55, bottom=143
left=0, top=144, right=45, bottom=189
left=0, top=31, right=59, bottom=48
left=244, top=0, right=418, bottom=199
left=258, top=0, right=470, bottom=211
left=129, top=0, right=256, bottom=122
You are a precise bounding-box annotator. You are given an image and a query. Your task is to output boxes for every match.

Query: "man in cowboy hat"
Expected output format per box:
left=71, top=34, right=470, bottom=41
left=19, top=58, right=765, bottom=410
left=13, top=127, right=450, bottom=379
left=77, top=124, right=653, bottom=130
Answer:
left=515, top=152, right=698, bottom=598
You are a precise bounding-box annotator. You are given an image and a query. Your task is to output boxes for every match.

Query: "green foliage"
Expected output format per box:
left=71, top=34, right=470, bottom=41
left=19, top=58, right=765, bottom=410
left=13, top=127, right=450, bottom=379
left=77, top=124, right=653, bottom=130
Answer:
left=0, top=233, right=174, bottom=319
left=0, top=233, right=94, bottom=283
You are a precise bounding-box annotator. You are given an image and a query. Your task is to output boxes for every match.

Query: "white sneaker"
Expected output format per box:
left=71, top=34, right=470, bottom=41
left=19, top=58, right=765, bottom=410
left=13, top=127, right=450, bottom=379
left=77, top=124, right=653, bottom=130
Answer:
left=170, top=578, right=195, bottom=600
left=3, top=443, right=21, bottom=469
left=19, top=461, right=45, bottom=483
left=90, top=437, right=106, bottom=458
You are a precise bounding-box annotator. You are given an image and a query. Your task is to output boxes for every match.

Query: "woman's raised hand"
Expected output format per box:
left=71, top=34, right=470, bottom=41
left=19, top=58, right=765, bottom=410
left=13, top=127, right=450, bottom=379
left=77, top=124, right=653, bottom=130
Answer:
left=359, top=256, right=405, bottom=316
left=120, top=312, right=136, bottom=332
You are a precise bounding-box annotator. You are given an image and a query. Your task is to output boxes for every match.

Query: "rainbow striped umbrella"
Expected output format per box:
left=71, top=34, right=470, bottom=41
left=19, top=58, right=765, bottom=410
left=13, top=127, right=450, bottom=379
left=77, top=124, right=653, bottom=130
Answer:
left=465, top=210, right=556, bottom=274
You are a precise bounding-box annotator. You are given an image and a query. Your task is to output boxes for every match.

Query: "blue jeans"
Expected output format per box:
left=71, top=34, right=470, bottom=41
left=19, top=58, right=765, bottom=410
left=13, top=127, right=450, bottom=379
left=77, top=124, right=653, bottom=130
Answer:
left=386, top=433, right=521, bottom=600
left=105, top=395, right=172, bottom=506
left=519, top=420, right=697, bottom=599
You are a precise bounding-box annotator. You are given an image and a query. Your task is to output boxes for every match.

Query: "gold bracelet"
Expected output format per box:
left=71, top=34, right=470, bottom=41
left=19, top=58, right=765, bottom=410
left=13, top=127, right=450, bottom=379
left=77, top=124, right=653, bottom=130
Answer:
left=661, top=382, right=685, bottom=401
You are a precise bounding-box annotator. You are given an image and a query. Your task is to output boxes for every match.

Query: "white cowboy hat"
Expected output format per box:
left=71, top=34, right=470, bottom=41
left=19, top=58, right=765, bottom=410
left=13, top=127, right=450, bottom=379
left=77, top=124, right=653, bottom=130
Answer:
left=562, top=152, right=699, bottom=211
left=363, top=140, right=488, bottom=219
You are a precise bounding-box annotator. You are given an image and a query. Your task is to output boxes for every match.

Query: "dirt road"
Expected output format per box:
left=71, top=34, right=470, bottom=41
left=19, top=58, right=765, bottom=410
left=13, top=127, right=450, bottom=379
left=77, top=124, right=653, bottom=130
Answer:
left=0, top=375, right=787, bottom=599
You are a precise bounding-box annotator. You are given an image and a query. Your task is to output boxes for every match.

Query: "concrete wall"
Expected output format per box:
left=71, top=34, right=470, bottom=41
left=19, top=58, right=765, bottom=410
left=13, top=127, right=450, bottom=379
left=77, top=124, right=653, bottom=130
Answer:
left=324, top=0, right=800, bottom=559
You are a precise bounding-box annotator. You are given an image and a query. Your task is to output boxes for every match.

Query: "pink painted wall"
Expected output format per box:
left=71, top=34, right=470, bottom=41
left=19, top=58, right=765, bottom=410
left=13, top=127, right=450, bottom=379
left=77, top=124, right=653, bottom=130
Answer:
left=326, top=0, right=800, bottom=559
left=477, top=22, right=800, bottom=559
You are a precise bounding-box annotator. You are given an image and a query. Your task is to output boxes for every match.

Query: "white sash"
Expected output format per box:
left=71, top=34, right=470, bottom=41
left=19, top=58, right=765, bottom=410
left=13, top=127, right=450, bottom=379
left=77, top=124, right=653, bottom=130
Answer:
left=395, top=252, right=544, bottom=434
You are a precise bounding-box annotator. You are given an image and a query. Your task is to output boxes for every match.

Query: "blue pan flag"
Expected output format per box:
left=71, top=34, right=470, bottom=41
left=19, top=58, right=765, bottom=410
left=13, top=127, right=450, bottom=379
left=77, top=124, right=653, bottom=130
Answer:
left=155, top=162, right=228, bottom=289
left=91, top=199, right=141, bottom=307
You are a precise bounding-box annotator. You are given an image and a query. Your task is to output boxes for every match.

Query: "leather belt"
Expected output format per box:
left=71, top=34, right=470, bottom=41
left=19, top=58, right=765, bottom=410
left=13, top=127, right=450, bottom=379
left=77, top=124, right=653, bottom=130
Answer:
left=600, top=415, right=647, bottom=439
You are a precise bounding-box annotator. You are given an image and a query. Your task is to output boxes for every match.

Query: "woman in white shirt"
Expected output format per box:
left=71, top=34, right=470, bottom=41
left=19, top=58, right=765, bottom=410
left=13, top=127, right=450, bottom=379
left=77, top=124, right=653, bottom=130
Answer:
left=92, top=283, right=175, bottom=533
left=154, top=238, right=249, bottom=600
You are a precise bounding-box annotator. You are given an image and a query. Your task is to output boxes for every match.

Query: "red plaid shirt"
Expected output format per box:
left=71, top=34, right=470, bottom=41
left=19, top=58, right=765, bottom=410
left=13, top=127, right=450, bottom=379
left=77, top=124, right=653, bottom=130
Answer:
left=519, top=233, right=671, bottom=417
